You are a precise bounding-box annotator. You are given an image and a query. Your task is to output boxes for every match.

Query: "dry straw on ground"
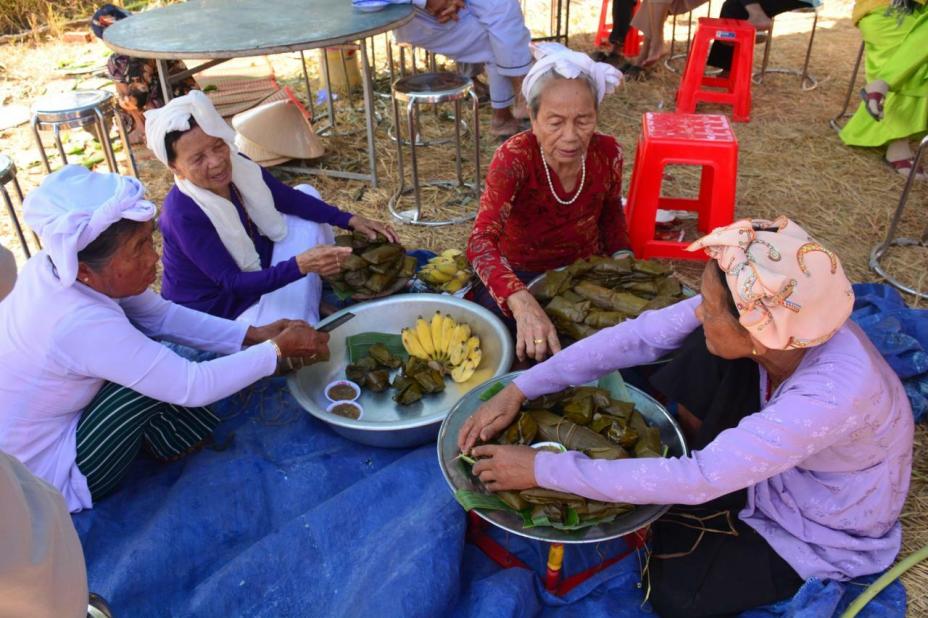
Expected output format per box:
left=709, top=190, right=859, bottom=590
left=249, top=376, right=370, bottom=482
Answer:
left=0, top=0, right=927, bottom=612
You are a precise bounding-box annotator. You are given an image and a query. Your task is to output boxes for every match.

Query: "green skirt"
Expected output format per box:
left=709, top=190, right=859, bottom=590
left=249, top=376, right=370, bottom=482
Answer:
left=840, top=4, right=928, bottom=148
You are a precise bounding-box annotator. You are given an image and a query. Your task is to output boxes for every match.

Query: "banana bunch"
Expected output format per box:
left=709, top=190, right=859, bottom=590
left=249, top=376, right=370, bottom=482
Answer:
left=401, top=311, right=482, bottom=383
left=418, top=249, right=472, bottom=294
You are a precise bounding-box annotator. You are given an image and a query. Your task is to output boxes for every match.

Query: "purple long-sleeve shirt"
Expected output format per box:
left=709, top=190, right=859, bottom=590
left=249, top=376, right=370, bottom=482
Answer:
left=159, top=166, right=353, bottom=319
left=514, top=296, right=914, bottom=581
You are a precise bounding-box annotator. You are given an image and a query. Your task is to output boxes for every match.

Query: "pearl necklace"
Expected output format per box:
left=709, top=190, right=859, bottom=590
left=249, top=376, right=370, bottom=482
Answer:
left=539, top=146, right=586, bottom=206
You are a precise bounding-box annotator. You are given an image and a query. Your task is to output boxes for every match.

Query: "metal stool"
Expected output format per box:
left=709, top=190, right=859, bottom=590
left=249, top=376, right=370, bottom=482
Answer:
left=753, top=6, right=820, bottom=90
left=830, top=40, right=865, bottom=132
left=664, top=2, right=714, bottom=74
left=0, top=154, right=40, bottom=259
left=87, top=592, right=114, bottom=618
left=31, top=90, right=137, bottom=177
left=389, top=72, right=480, bottom=226
left=869, top=135, right=928, bottom=300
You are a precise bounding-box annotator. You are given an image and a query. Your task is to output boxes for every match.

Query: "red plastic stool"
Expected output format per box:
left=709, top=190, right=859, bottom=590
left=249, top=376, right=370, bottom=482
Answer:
left=625, top=112, right=737, bottom=261
left=675, top=18, right=755, bottom=122
left=594, top=0, right=641, bottom=57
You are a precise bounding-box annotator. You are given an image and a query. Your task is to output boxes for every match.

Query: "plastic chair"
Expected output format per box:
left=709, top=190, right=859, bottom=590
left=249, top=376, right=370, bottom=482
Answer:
left=593, top=0, right=641, bottom=57
left=30, top=90, right=138, bottom=177
left=830, top=41, right=865, bottom=132
left=0, top=154, right=40, bottom=260
left=869, top=135, right=928, bottom=300
left=625, top=112, right=738, bottom=260
left=753, top=6, right=820, bottom=91
left=675, top=18, right=755, bottom=122
left=388, top=72, right=481, bottom=226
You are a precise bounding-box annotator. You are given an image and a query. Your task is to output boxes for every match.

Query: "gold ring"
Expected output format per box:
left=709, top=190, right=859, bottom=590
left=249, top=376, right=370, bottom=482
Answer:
left=532, top=338, right=544, bottom=344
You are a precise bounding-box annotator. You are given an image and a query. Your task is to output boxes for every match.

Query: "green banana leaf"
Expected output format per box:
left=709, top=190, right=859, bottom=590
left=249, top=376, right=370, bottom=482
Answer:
left=345, top=332, right=407, bottom=364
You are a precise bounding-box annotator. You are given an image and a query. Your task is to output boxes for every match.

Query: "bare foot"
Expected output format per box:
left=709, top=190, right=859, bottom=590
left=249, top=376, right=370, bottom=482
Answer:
left=745, top=4, right=773, bottom=30
left=490, top=116, right=521, bottom=137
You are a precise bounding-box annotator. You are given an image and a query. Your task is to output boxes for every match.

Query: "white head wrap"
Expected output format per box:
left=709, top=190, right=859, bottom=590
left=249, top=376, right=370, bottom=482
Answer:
left=144, top=90, right=286, bottom=272
left=522, top=42, right=623, bottom=106
left=23, top=165, right=156, bottom=287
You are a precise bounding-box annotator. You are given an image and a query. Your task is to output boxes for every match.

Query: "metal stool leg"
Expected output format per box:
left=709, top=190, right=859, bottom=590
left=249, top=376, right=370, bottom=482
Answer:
left=359, top=40, right=379, bottom=188
left=339, top=49, right=356, bottom=109
left=799, top=10, right=818, bottom=89
left=407, top=99, right=423, bottom=221
left=392, top=87, right=407, bottom=196
left=753, top=9, right=819, bottom=90
left=53, top=125, right=68, bottom=166
left=471, top=89, right=481, bottom=198
left=322, top=50, right=337, bottom=130
left=454, top=99, right=463, bottom=186
left=869, top=135, right=928, bottom=300
left=111, top=106, right=139, bottom=177
left=830, top=41, right=865, bottom=132
left=0, top=184, right=31, bottom=259
left=31, top=117, right=52, bottom=173
left=300, top=50, right=315, bottom=114
left=93, top=109, right=119, bottom=174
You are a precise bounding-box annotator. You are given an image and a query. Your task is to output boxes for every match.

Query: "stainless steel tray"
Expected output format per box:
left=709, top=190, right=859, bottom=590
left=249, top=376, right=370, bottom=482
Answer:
left=288, top=294, right=514, bottom=448
left=437, top=371, right=688, bottom=544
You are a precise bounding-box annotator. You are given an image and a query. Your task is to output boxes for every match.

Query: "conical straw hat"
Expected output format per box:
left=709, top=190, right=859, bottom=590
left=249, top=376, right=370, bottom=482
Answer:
left=232, top=89, right=325, bottom=160
left=234, top=133, right=290, bottom=167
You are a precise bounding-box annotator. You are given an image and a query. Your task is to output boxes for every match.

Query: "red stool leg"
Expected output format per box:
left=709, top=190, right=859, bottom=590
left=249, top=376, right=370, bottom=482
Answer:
left=626, top=144, right=665, bottom=259
left=730, top=33, right=754, bottom=121
left=594, top=0, right=612, bottom=47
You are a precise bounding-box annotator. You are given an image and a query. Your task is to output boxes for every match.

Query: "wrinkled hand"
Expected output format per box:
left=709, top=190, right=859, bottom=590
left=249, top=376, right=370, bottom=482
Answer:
left=507, top=290, right=562, bottom=362
left=471, top=444, right=538, bottom=492
left=348, top=215, right=398, bottom=243
left=244, top=319, right=296, bottom=346
left=458, top=383, right=525, bottom=453
left=272, top=322, right=330, bottom=364
left=296, top=245, right=354, bottom=277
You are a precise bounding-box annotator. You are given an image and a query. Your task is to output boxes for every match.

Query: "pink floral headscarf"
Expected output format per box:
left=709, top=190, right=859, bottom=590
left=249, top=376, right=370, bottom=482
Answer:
left=687, top=217, right=854, bottom=350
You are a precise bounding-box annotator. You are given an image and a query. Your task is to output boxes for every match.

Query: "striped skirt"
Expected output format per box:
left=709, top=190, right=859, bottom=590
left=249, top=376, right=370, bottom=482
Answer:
left=75, top=382, right=220, bottom=502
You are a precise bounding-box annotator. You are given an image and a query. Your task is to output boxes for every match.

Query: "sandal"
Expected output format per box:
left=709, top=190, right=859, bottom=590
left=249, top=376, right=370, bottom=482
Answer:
left=591, top=50, right=624, bottom=67
left=885, top=157, right=927, bottom=181
left=860, top=88, right=885, bottom=122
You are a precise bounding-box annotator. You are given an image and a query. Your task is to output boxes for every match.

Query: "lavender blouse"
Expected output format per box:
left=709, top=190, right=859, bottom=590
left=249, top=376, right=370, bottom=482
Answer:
left=514, top=296, right=914, bottom=581
left=159, top=166, right=353, bottom=319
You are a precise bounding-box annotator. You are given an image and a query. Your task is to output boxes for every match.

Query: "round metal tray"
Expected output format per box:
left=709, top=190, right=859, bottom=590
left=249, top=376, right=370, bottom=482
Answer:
left=288, top=294, right=513, bottom=448
left=437, top=371, right=688, bottom=544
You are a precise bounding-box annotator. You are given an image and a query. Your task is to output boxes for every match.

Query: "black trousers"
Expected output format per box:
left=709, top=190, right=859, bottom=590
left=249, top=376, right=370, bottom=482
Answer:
left=610, top=0, right=639, bottom=45
left=706, top=0, right=810, bottom=69
left=645, top=328, right=804, bottom=617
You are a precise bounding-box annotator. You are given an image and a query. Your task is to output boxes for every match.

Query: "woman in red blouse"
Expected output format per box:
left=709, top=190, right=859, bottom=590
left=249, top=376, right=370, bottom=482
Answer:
left=467, top=48, right=628, bottom=363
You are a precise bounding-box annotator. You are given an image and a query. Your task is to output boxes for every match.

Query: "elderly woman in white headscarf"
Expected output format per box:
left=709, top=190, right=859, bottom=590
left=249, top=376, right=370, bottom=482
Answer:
left=145, top=90, right=396, bottom=326
left=0, top=166, right=330, bottom=512
left=467, top=43, right=630, bottom=364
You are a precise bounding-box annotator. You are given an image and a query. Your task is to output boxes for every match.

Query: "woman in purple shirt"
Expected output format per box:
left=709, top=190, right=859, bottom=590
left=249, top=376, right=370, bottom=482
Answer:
left=145, top=91, right=396, bottom=325
left=459, top=217, right=914, bottom=616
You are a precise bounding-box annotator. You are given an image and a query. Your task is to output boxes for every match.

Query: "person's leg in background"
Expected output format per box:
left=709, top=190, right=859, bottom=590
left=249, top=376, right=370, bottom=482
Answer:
left=706, top=0, right=809, bottom=70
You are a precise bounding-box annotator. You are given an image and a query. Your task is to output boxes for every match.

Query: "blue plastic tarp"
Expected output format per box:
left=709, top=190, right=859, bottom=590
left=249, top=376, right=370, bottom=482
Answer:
left=72, top=377, right=906, bottom=617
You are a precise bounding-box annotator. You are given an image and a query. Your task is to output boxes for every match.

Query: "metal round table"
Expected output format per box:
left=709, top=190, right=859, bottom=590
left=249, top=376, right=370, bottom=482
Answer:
left=102, top=0, right=415, bottom=187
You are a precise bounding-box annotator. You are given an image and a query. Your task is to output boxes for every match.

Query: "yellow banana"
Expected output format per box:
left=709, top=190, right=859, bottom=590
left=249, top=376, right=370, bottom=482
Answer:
left=451, top=362, right=476, bottom=383
left=442, top=278, right=464, bottom=293
left=421, top=268, right=454, bottom=284
left=401, top=328, right=428, bottom=359
left=430, top=311, right=444, bottom=359
left=415, top=316, right=435, bottom=357
left=434, top=261, right=459, bottom=276
left=440, top=249, right=463, bottom=258
left=448, top=324, right=471, bottom=366
left=465, top=337, right=482, bottom=368
left=440, top=313, right=457, bottom=358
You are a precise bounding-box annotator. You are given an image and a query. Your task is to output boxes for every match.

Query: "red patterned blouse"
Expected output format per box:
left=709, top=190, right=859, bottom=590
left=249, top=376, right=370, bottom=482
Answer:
left=466, top=131, right=629, bottom=313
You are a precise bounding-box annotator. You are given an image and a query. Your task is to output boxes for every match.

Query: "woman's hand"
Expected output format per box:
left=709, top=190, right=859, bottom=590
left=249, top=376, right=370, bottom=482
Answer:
left=507, top=290, right=562, bottom=363
left=244, top=319, right=294, bottom=345
left=471, top=444, right=538, bottom=492
left=296, top=245, right=354, bottom=277
left=348, top=215, right=398, bottom=243
left=271, top=322, right=330, bottom=363
left=458, top=383, right=526, bottom=453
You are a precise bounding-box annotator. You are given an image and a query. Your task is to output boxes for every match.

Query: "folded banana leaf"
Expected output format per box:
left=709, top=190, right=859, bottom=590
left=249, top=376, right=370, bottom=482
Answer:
left=342, top=253, right=369, bottom=271
left=545, top=295, right=591, bottom=324
left=368, top=342, right=402, bottom=369
left=644, top=295, right=679, bottom=312
left=399, top=255, right=418, bottom=278
left=411, top=367, right=446, bottom=394
left=633, top=259, right=671, bottom=276
left=500, top=412, right=538, bottom=445
left=345, top=364, right=368, bottom=384
left=361, top=243, right=403, bottom=265
left=365, top=271, right=392, bottom=293
left=556, top=320, right=598, bottom=341
left=658, top=277, right=683, bottom=297
left=527, top=409, right=629, bottom=460
left=393, top=380, right=423, bottom=405
left=634, top=426, right=662, bottom=458
left=589, top=410, right=632, bottom=433
left=334, top=235, right=353, bottom=247
left=369, top=253, right=404, bottom=275
left=344, top=269, right=368, bottom=289
left=345, top=332, right=406, bottom=364
left=364, top=369, right=391, bottom=392
left=497, top=491, right=529, bottom=511
left=626, top=280, right=659, bottom=296
left=519, top=488, right=588, bottom=507
left=571, top=386, right=612, bottom=409
left=590, top=257, right=632, bottom=274
left=584, top=310, right=626, bottom=328
left=561, top=394, right=593, bottom=426
left=605, top=422, right=639, bottom=448
left=536, top=269, right=573, bottom=300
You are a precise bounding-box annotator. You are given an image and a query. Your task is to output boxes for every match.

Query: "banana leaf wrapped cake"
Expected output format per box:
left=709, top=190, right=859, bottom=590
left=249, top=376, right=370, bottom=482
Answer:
left=532, top=256, right=688, bottom=342
left=326, top=232, right=416, bottom=298
left=459, top=384, right=667, bottom=530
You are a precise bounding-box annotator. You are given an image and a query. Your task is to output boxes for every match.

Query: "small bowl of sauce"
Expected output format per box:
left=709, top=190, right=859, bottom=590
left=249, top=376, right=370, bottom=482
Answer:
left=325, top=380, right=361, bottom=403
left=327, top=400, right=363, bottom=420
